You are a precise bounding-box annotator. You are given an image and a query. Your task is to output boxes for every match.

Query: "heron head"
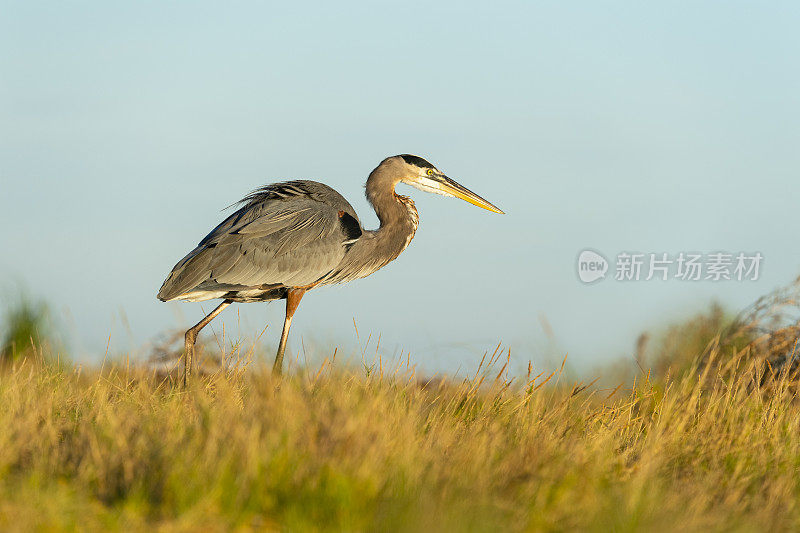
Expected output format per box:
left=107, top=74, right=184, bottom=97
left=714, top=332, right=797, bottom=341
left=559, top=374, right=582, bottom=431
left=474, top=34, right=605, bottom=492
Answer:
left=393, top=154, right=504, bottom=214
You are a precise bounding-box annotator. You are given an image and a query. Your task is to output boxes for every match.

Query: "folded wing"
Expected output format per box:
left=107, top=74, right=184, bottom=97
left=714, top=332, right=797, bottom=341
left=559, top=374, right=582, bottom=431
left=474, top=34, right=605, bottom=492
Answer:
left=157, top=181, right=362, bottom=302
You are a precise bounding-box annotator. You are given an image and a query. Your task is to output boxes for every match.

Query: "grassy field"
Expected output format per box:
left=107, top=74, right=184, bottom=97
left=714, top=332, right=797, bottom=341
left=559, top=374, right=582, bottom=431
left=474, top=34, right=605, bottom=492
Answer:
left=1, top=344, right=799, bottom=531
left=2, top=288, right=800, bottom=531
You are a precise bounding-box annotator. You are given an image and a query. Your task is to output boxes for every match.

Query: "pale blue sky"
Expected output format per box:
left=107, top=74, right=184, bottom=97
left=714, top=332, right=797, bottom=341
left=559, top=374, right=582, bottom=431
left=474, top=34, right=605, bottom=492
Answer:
left=2, top=2, right=799, bottom=375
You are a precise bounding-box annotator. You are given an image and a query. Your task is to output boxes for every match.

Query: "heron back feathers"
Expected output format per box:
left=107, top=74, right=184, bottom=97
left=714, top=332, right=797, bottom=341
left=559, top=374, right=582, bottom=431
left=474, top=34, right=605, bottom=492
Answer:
left=157, top=180, right=362, bottom=302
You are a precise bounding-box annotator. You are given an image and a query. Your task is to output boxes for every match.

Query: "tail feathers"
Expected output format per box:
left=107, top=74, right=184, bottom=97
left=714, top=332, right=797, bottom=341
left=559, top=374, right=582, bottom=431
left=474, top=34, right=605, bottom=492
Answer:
left=157, top=246, right=214, bottom=301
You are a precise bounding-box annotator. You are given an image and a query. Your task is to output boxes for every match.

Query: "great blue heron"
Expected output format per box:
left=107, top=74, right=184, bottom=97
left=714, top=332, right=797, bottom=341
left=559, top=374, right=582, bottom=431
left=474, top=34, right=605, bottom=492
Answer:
left=158, top=154, right=503, bottom=384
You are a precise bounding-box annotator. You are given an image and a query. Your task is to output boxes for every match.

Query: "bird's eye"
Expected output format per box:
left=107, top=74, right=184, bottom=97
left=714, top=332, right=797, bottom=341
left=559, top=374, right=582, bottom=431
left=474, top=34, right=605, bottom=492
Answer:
left=427, top=169, right=434, bottom=176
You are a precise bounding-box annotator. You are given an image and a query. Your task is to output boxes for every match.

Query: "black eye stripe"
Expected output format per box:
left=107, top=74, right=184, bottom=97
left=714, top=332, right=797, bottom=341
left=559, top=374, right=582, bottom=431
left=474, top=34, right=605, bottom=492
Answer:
left=399, top=154, right=434, bottom=169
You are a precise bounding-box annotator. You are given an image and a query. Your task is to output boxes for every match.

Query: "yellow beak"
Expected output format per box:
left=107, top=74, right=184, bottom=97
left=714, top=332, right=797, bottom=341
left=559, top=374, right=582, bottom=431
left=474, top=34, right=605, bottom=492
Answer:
left=439, top=175, right=505, bottom=214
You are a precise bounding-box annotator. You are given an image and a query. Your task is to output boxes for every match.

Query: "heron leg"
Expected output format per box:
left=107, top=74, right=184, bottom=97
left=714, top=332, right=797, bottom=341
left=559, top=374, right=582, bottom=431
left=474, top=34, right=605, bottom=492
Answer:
left=183, top=299, right=232, bottom=387
left=272, top=289, right=306, bottom=376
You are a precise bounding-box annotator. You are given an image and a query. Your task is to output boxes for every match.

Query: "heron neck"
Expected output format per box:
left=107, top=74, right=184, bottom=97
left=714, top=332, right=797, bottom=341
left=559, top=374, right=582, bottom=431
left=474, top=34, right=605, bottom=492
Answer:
left=318, top=167, right=419, bottom=285
left=366, top=168, right=418, bottom=229
left=364, top=167, right=419, bottom=257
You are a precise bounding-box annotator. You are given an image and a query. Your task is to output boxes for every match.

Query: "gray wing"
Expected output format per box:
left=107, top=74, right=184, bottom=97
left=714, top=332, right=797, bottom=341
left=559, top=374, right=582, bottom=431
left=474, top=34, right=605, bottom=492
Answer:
left=157, top=181, right=362, bottom=301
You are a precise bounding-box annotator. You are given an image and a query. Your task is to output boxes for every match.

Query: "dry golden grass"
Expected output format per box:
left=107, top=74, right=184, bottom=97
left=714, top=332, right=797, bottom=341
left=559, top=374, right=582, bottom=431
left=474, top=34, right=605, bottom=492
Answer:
left=1, top=340, right=800, bottom=532
left=4, top=280, right=800, bottom=531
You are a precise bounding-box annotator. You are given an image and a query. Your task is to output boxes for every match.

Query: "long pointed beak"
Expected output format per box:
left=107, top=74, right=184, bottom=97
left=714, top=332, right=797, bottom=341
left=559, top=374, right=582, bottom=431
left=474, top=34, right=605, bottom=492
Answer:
left=438, top=175, right=505, bottom=214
